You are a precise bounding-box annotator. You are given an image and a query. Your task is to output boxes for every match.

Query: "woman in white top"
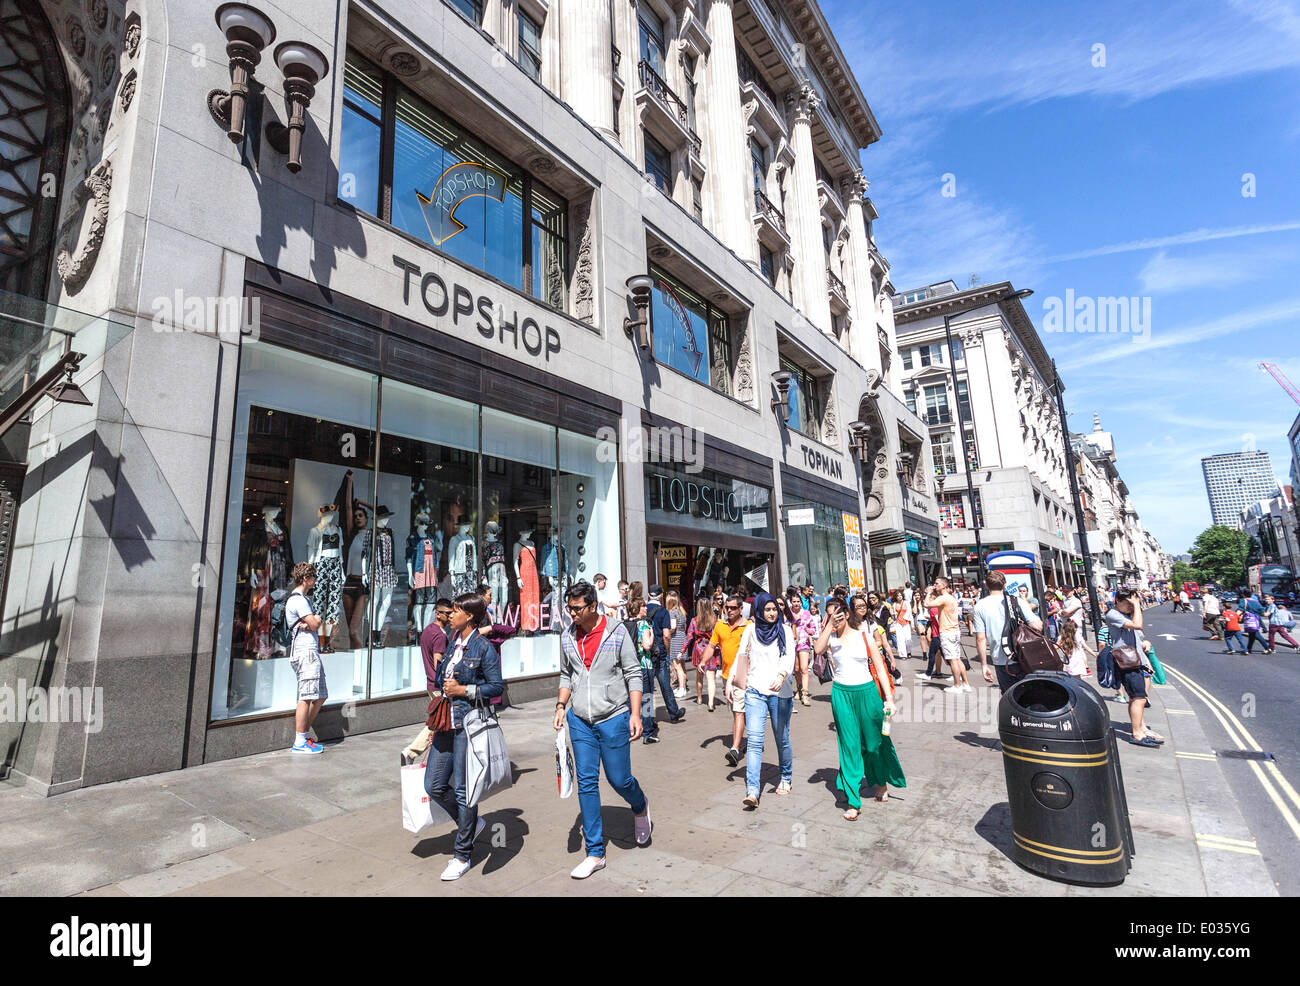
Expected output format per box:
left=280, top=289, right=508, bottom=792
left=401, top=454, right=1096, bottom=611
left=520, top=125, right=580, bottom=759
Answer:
left=814, top=597, right=905, bottom=820
left=726, top=591, right=795, bottom=809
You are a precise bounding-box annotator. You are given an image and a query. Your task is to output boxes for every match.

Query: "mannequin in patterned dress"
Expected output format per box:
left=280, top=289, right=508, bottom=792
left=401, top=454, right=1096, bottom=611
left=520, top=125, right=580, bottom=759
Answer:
left=483, top=521, right=510, bottom=622
left=515, top=530, right=539, bottom=633
left=370, top=505, right=398, bottom=646
left=244, top=503, right=293, bottom=659
left=306, top=506, right=344, bottom=653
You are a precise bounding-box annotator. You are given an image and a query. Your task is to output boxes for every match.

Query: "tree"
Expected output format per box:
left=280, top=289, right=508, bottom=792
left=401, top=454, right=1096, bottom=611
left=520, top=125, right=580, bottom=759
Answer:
left=1169, top=560, right=1202, bottom=590
left=1190, top=526, right=1251, bottom=589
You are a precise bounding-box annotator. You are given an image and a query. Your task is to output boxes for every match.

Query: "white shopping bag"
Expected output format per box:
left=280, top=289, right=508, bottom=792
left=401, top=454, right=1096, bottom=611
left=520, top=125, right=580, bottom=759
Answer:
left=464, top=707, right=512, bottom=808
left=401, top=759, right=455, bottom=834
left=556, top=726, right=575, bottom=799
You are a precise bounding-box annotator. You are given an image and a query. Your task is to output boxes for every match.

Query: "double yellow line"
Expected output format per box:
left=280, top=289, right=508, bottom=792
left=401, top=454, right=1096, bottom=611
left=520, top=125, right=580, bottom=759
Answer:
left=1163, top=662, right=1300, bottom=844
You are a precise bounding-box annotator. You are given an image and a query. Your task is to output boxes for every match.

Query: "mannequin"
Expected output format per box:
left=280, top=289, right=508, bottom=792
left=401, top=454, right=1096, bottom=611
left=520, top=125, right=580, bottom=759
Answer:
left=306, top=504, right=343, bottom=652
left=407, top=511, right=438, bottom=632
left=243, top=502, right=293, bottom=659
left=448, top=521, right=478, bottom=596
left=540, top=528, right=568, bottom=597
left=483, top=521, right=510, bottom=621
left=342, top=504, right=370, bottom=650
left=515, top=529, right=539, bottom=632
left=369, top=505, right=398, bottom=647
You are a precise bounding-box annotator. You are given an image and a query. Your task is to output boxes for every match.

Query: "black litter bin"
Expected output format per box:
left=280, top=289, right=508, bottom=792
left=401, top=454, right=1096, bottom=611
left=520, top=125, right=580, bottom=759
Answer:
left=998, top=671, right=1134, bottom=884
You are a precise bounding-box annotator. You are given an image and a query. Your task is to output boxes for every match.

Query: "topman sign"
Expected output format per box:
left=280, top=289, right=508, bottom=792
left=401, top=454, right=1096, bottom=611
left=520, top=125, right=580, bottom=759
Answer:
left=392, top=254, right=563, bottom=362
left=798, top=442, right=844, bottom=481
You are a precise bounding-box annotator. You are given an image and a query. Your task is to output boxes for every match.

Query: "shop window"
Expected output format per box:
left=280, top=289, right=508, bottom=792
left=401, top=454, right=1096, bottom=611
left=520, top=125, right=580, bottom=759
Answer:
left=779, top=355, right=819, bottom=439
left=784, top=502, right=850, bottom=590
left=337, top=50, right=568, bottom=308
left=644, top=132, right=672, bottom=192
left=214, top=344, right=620, bottom=720
left=939, top=491, right=966, bottom=529
left=649, top=265, right=734, bottom=394
left=517, top=8, right=543, bottom=82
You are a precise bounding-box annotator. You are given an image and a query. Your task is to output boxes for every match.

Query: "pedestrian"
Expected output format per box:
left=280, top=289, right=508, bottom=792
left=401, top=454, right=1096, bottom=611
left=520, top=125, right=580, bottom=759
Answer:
left=402, top=596, right=453, bottom=764
left=925, top=578, right=970, bottom=693
left=425, top=592, right=504, bottom=881
left=665, top=589, right=691, bottom=698
left=1104, top=589, right=1163, bottom=748
left=1265, top=595, right=1300, bottom=652
left=643, top=585, right=686, bottom=726
left=973, top=570, right=1041, bottom=692
left=1201, top=588, right=1222, bottom=639
left=286, top=562, right=327, bottom=754
left=814, top=596, right=904, bottom=818
left=1046, top=591, right=1062, bottom=640
left=1017, top=583, right=1040, bottom=619
left=1060, top=585, right=1084, bottom=630
left=555, top=580, right=652, bottom=879
left=699, top=593, right=751, bottom=766
left=892, top=589, right=914, bottom=659
left=1222, top=603, right=1247, bottom=654
left=594, top=573, right=617, bottom=615
left=860, top=593, right=899, bottom=674
left=727, top=591, right=795, bottom=809
left=1057, top=615, right=1095, bottom=676
left=959, top=590, right=975, bottom=635
left=1241, top=591, right=1272, bottom=654
left=622, top=597, right=657, bottom=742
left=787, top=588, right=818, bottom=707
left=686, top=597, right=721, bottom=709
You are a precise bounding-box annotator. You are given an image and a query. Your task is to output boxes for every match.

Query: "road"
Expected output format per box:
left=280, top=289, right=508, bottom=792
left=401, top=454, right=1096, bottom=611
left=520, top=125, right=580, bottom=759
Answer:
left=1140, top=604, right=1300, bottom=896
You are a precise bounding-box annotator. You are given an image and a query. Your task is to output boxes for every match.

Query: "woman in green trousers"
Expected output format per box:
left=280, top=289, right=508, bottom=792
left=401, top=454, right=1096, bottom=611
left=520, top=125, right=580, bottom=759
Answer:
left=815, top=597, right=905, bottom=820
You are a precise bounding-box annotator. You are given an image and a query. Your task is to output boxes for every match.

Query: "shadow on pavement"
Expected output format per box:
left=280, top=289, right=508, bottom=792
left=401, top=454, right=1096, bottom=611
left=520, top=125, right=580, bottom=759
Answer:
left=975, top=801, right=1016, bottom=858
left=411, top=806, right=528, bottom=874
left=953, top=731, right=1001, bottom=750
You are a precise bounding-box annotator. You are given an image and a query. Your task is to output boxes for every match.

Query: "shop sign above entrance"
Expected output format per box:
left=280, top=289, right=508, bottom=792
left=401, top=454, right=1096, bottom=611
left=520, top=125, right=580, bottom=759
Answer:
left=797, top=442, right=845, bottom=481
left=644, top=462, right=773, bottom=539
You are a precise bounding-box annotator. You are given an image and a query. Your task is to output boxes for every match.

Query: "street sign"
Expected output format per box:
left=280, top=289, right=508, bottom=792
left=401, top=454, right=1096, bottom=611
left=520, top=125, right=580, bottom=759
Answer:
left=906, top=537, right=919, bottom=552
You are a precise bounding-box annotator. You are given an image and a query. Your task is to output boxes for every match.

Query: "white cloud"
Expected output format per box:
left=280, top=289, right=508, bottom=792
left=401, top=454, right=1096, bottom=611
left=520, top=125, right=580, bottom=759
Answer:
left=1136, top=247, right=1292, bottom=294
left=1050, top=222, right=1300, bottom=263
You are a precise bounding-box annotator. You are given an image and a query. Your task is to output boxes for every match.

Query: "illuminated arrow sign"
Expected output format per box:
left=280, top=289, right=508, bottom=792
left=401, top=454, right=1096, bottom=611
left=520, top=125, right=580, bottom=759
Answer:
left=415, top=161, right=509, bottom=245
left=657, top=279, right=703, bottom=376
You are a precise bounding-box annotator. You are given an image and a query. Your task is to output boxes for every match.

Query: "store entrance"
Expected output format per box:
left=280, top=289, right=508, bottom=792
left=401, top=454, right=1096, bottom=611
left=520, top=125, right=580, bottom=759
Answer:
left=655, top=541, right=774, bottom=615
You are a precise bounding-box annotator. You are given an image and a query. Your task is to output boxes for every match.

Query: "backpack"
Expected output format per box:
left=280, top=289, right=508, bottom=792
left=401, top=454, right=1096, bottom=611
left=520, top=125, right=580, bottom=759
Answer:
left=271, top=592, right=308, bottom=650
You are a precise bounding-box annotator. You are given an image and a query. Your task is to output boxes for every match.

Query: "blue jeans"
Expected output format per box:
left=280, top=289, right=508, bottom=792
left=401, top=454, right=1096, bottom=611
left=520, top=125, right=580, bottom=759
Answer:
left=744, top=689, right=793, bottom=798
left=654, top=656, right=682, bottom=718
left=1224, top=630, right=1247, bottom=653
left=641, top=666, right=657, bottom=735
left=926, top=635, right=943, bottom=675
left=424, top=728, right=476, bottom=862
left=567, top=710, right=647, bottom=858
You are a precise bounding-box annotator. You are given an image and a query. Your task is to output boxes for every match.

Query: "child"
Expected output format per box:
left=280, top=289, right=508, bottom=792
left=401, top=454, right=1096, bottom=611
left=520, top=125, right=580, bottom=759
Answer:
left=1222, top=603, right=1246, bottom=654
left=1057, top=617, right=1095, bottom=677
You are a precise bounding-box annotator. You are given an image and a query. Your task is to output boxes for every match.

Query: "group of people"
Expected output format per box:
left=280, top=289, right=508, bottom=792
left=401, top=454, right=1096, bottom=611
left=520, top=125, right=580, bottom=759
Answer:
left=1194, top=587, right=1299, bottom=654
left=281, top=553, right=1164, bottom=883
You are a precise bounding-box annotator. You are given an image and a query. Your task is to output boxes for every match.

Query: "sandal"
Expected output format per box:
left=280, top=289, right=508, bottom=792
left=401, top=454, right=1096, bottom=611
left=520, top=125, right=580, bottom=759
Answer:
left=775, top=781, right=791, bottom=795
left=874, top=786, right=890, bottom=803
left=843, top=807, right=860, bottom=821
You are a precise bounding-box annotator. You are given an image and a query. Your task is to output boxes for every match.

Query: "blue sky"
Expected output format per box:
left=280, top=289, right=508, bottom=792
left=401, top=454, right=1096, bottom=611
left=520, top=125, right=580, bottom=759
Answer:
left=824, top=0, right=1300, bottom=557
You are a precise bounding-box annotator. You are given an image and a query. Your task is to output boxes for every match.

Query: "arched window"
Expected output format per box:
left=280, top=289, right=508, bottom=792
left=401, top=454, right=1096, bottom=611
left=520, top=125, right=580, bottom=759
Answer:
left=0, top=0, right=70, bottom=298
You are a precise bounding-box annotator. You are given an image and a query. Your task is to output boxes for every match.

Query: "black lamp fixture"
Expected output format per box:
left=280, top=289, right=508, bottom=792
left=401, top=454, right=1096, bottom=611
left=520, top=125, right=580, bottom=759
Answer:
left=623, top=274, right=655, bottom=351
left=207, top=3, right=277, bottom=143
left=771, top=369, right=793, bottom=423
left=265, top=41, right=330, bottom=172
left=847, top=419, right=872, bottom=458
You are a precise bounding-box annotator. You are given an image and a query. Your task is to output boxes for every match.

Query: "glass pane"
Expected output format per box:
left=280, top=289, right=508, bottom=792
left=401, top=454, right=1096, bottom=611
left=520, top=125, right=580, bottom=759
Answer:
left=447, top=0, right=482, bottom=22
left=214, top=346, right=378, bottom=721
left=531, top=181, right=568, bottom=307
left=339, top=104, right=381, bottom=215
left=650, top=273, right=710, bottom=386
left=369, top=381, right=480, bottom=698
left=343, top=53, right=383, bottom=118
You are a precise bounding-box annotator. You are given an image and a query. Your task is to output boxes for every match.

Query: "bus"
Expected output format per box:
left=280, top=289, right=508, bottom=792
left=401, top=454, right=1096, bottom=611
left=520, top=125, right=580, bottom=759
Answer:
left=1248, top=564, right=1295, bottom=602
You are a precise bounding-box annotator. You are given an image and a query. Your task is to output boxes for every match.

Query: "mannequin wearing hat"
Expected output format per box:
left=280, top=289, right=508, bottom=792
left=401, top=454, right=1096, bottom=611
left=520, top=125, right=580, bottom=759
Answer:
left=370, top=505, right=398, bottom=647
left=307, top=504, right=344, bottom=653
left=242, top=502, right=293, bottom=659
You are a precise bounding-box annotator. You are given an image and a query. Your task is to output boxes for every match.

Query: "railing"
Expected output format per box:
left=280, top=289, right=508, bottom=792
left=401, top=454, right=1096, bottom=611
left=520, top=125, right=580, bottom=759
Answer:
left=689, top=128, right=702, bottom=154
left=638, top=59, right=688, bottom=128
left=753, top=188, right=785, bottom=235
left=736, top=44, right=777, bottom=107
left=826, top=266, right=847, bottom=297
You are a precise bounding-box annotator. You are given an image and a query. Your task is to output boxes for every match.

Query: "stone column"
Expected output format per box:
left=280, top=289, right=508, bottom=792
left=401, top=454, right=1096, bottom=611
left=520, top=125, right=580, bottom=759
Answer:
left=559, top=0, right=616, bottom=137
left=786, top=83, right=831, bottom=333
left=703, top=0, right=757, bottom=263
left=841, top=170, right=881, bottom=375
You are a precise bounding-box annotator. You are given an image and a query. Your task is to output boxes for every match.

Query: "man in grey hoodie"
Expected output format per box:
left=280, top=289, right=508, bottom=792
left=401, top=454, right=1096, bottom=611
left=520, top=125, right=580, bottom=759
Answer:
left=554, top=580, right=652, bottom=879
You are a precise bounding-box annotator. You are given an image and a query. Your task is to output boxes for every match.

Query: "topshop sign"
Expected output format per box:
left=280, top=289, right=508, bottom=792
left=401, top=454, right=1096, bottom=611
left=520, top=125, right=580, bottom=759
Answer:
left=646, top=468, right=772, bottom=536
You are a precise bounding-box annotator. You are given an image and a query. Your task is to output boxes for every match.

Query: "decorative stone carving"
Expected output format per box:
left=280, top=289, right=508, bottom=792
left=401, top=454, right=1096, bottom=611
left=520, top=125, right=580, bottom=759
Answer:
left=117, top=68, right=136, bottom=113
left=960, top=326, right=981, bottom=350
left=89, top=0, right=109, bottom=30
left=742, top=98, right=758, bottom=137
left=875, top=467, right=888, bottom=480
left=649, top=244, right=672, bottom=261
left=68, top=18, right=87, bottom=58
left=864, top=491, right=884, bottom=520
left=388, top=50, right=420, bottom=76
left=784, top=82, right=819, bottom=128
left=821, top=386, right=838, bottom=445
left=124, top=20, right=141, bottom=58
left=98, top=43, right=116, bottom=89
left=528, top=154, right=557, bottom=175
left=56, top=159, right=113, bottom=293
left=572, top=201, right=594, bottom=325
left=734, top=339, right=754, bottom=403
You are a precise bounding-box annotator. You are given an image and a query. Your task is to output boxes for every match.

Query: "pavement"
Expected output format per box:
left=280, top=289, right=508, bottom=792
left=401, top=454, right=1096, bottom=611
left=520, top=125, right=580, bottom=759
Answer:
left=0, top=633, right=1278, bottom=897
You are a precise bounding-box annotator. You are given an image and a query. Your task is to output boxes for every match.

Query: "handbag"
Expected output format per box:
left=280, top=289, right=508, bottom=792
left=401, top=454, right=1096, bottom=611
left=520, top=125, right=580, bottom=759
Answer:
left=811, top=645, right=833, bottom=685
left=425, top=693, right=452, bottom=733
left=1004, top=595, right=1065, bottom=673
left=1110, top=641, right=1142, bottom=673
left=463, top=704, right=512, bottom=807
left=861, top=631, right=889, bottom=702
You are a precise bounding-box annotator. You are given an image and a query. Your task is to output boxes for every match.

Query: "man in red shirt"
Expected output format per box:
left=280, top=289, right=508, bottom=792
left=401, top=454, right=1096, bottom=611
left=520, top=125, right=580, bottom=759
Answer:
left=402, top=598, right=453, bottom=763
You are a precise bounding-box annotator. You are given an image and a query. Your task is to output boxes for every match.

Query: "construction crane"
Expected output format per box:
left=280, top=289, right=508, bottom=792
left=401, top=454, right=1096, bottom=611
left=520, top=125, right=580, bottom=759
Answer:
left=1260, top=362, right=1300, bottom=407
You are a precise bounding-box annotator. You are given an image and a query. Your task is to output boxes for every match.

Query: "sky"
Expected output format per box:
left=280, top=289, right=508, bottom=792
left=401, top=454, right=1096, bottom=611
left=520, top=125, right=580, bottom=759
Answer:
left=823, top=0, right=1300, bottom=557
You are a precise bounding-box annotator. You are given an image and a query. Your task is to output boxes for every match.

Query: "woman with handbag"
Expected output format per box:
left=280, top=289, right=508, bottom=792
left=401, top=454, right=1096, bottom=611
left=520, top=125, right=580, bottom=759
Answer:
left=1103, top=589, right=1163, bottom=748
left=424, top=592, right=504, bottom=881
left=726, top=592, right=795, bottom=808
left=687, top=598, right=720, bottom=710
left=814, top=597, right=904, bottom=820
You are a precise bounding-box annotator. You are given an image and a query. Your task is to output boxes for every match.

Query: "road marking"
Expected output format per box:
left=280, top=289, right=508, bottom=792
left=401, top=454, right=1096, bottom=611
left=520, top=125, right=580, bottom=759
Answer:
left=1164, top=663, right=1300, bottom=845
left=1195, top=832, right=1258, bottom=848
left=1165, top=709, right=1195, bottom=715
left=1176, top=751, right=1218, bottom=761
left=1195, top=838, right=1262, bottom=856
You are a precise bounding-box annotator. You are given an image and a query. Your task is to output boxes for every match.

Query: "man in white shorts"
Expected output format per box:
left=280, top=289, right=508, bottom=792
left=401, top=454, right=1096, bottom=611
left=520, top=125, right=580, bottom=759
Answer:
left=924, top=578, right=969, bottom=693
left=286, top=562, right=327, bottom=754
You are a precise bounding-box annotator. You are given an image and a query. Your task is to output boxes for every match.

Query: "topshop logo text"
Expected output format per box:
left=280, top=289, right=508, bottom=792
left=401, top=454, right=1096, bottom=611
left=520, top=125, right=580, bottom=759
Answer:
left=393, top=255, right=561, bottom=361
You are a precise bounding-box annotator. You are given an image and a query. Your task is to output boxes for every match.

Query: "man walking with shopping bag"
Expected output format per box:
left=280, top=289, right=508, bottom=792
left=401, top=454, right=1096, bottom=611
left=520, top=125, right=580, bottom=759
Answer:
left=555, top=580, right=652, bottom=879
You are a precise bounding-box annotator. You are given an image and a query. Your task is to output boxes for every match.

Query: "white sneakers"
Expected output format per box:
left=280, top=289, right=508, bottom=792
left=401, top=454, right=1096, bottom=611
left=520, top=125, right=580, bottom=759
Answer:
left=945, top=683, right=975, bottom=694
left=570, top=855, right=607, bottom=879
left=634, top=802, right=652, bottom=845
left=440, top=858, right=471, bottom=881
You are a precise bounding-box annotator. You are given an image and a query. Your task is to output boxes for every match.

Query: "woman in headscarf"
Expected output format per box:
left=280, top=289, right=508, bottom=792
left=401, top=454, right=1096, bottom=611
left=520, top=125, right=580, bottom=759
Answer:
left=726, top=591, right=795, bottom=809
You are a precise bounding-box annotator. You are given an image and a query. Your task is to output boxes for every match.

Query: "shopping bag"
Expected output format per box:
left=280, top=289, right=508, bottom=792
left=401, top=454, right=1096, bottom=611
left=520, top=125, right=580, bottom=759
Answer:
left=463, top=707, right=512, bottom=807
left=555, top=726, right=575, bottom=799
left=1147, top=649, right=1167, bottom=686
left=401, top=760, right=455, bottom=834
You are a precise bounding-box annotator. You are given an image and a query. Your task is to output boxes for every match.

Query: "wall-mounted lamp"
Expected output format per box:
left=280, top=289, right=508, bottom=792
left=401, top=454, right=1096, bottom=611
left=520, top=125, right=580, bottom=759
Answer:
left=770, top=369, right=793, bottom=423
left=265, top=41, right=329, bottom=173
left=896, top=450, right=915, bottom=477
left=623, top=274, right=655, bottom=351
left=207, top=3, right=277, bottom=143
left=847, top=419, right=873, bottom=458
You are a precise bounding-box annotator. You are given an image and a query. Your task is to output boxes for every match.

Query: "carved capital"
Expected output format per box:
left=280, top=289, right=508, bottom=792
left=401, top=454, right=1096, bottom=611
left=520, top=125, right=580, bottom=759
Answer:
left=784, top=83, right=819, bottom=126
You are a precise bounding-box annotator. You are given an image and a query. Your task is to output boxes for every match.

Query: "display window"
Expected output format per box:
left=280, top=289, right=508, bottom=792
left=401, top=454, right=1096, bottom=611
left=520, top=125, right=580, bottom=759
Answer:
left=213, top=344, right=619, bottom=721
left=783, top=502, right=849, bottom=592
